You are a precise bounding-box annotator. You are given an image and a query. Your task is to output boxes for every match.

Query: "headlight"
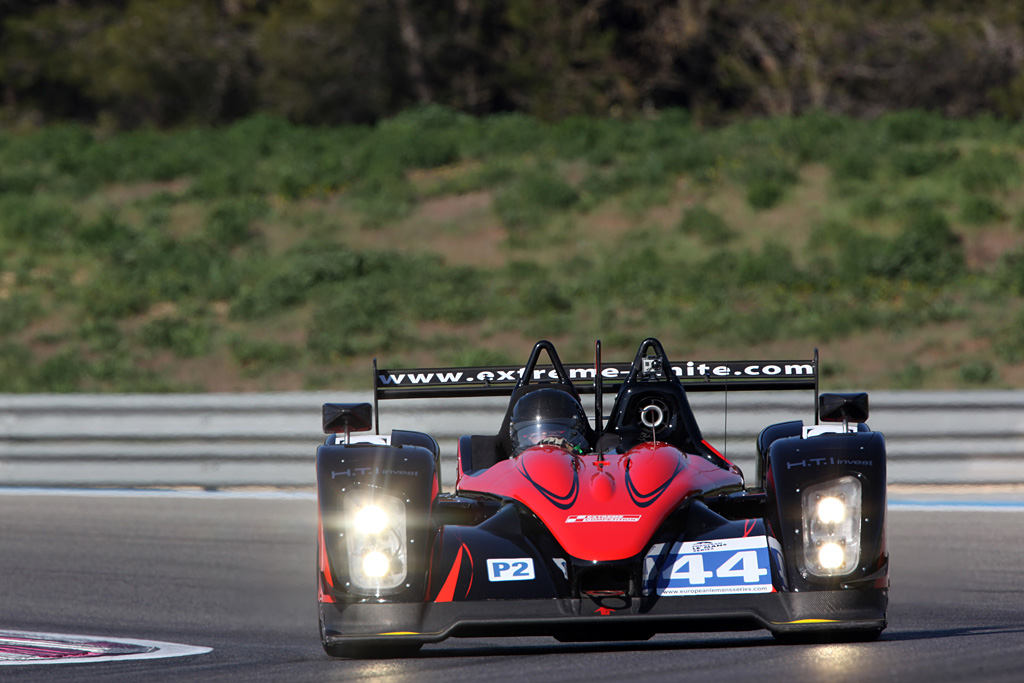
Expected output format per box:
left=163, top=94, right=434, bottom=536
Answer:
left=344, top=491, right=407, bottom=593
left=801, top=477, right=862, bottom=577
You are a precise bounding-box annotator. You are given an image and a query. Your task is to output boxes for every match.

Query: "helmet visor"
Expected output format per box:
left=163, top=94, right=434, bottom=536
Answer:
left=513, top=418, right=585, bottom=451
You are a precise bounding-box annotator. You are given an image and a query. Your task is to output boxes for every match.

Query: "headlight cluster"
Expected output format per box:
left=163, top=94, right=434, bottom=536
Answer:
left=801, top=476, right=862, bottom=577
left=344, top=491, right=407, bottom=593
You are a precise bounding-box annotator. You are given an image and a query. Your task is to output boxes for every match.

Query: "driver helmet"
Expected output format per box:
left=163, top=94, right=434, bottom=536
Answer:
left=509, top=388, right=590, bottom=455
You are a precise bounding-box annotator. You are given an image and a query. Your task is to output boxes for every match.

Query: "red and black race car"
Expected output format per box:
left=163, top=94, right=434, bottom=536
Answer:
left=316, top=338, right=887, bottom=658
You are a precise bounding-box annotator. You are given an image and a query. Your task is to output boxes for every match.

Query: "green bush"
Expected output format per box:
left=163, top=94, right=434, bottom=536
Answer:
left=892, top=362, right=927, bottom=388
left=960, top=195, right=1005, bottom=225
left=746, top=180, right=786, bottom=209
left=76, top=211, right=137, bottom=251
left=138, top=316, right=214, bottom=358
left=878, top=209, right=965, bottom=283
left=370, top=105, right=471, bottom=169
left=471, top=112, right=547, bottom=157
left=231, top=244, right=368, bottom=319
left=887, top=147, right=959, bottom=177
left=830, top=145, right=879, bottom=182
left=993, top=310, right=1024, bottom=362
left=677, top=205, right=735, bottom=245
left=204, top=196, right=268, bottom=247
left=349, top=167, right=416, bottom=227
left=0, top=342, right=34, bottom=391
left=995, top=248, right=1024, bottom=296
left=306, top=289, right=403, bottom=361
left=494, top=167, right=579, bottom=234
left=32, top=348, right=89, bottom=392
left=229, top=337, right=299, bottom=375
left=881, top=110, right=955, bottom=144
left=956, top=149, right=1021, bottom=193
left=959, top=360, right=995, bottom=385
left=0, top=194, right=79, bottom=247
left=731, top=149, right=798, bottom=210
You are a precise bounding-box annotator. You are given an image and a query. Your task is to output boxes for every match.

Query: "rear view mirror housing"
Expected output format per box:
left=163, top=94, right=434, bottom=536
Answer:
left=323, top=402, right=373, bottom=434
left=819, top=392, right=869, bottom=424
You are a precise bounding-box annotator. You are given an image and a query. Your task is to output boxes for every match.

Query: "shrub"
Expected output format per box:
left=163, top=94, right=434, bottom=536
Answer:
left=887, top=147, right=959, bottom=177
left=892, top=362, right=926, bottom=389
left=830, top=145, right=879, bottom=182
left=76, top=211, right=136, bottom=251
left=881, top=110, right=954, bottom=144
left=0, top=194, right=78, bottom=247
left=0, top=342, right=34, bottom=391
left=32, top=348, right=88, bottom=392
left=746, top=180, right=786, bottom=209
left=677, top=205, right=735, bottom=245
left=204, top=196, right=268, bottom=247
left=878, top=209, right=965, bottom=283
left=732, top=149, right=798, bottom=210
left=959, top=360, right=995, bottom=385
left=993, top=310, right=1024, bottom=362
left=349, top=167, right=415, bottom=227
left=370, top=105, right=471, bottom=169
left=472, top=112, right=546, bottom=157
left=0, top=293, right=42, bottom=335
left=138, top=316, right=214, bottom=358
left=494, top=167, right=579, bottom=234
left=306, top=290, right=403, bottom=361
left=956, top=149, right=1020, bottom=193
left=960, top=196, right=1005, bottom=225
left=229, top=337, right=298, bottom=375
left=994, top=248, right=1024, bottom=296
left=231, top=244, right=367, bottom=319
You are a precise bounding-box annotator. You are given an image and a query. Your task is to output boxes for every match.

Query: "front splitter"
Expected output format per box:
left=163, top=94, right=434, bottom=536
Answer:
left=321, top=587, right=887, bottom=646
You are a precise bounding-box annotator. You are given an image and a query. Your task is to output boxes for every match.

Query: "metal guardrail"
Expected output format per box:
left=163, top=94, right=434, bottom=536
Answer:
left=2, top=391, right=1024, bottom=488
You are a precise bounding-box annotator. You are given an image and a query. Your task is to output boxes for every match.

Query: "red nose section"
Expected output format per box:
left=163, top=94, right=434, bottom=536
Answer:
left=457, top=442, right=743, bottom=561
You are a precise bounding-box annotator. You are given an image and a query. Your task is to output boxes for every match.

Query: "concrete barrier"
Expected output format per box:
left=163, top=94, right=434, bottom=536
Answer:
left=1, top=390, right=1023, bottom=488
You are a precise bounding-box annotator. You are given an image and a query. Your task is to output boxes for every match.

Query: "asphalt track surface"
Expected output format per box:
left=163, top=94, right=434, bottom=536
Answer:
left=1, top=489, right=1023, bottom=682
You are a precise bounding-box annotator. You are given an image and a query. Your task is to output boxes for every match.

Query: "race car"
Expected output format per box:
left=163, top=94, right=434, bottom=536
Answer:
left=316, top=338, right=887, bottom=658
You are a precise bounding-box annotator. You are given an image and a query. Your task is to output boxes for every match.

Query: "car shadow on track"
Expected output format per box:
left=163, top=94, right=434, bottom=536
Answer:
left=874, top=625, right=1024, bottom=642
left=411, top=633, right=781, bottom=659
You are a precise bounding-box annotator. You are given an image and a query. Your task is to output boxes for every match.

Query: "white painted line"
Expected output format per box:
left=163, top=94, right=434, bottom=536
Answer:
left=0, top=630, right=211, bottom=666
left=889, top=500, right=1024, bottom=512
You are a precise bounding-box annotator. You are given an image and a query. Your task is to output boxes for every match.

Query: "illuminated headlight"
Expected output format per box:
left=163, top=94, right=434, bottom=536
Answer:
left=344, top=491, right=407, bottom=593
left=801, top=476, right=862, bottom=577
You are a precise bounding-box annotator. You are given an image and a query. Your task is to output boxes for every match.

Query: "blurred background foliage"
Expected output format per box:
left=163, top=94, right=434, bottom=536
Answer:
left=1, top=1, right=1024, bottom=392
left=2, top=0, right=1024, bottom=127
left=1, top=107, right=1023, bottom=391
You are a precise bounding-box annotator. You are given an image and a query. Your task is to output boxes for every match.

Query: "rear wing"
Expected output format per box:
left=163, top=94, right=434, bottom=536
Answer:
left=373, top=349, right=819, bottom=431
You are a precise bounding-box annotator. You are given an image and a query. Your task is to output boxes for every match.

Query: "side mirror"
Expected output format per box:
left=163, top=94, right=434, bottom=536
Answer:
left=322, top=402, right=373, bottom=435
left=819, top=392, right=869, bottom=424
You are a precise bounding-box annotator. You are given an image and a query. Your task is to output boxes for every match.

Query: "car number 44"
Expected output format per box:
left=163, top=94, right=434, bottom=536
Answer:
left=669, top=550, right=767, bottom=584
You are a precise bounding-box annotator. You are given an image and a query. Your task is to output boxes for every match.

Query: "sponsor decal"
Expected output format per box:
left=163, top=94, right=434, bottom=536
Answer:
left=690, top=541, right=728, bottom=553
left=565, top=514, right=642, bottom=523
left=487, top=558, right=535, bottom=582
left=644, top=536, right=773, bottom=596
left=553, top=558, right=569, bottom=580
left=786, top=457, right=873, bottom=469
left=331, top=467, right=420, bottom=478
left=377, top=361, right=815, bottom=387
